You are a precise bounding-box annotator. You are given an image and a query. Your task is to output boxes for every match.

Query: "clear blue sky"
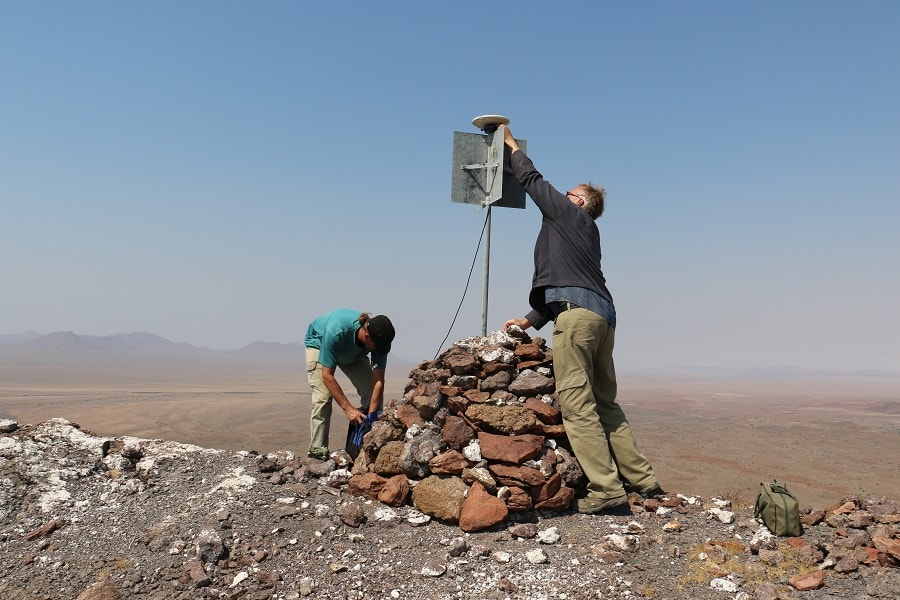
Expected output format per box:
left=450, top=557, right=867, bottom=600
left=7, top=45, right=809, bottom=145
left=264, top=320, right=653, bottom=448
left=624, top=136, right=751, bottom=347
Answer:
left=2, top=1, right=898, bottom=372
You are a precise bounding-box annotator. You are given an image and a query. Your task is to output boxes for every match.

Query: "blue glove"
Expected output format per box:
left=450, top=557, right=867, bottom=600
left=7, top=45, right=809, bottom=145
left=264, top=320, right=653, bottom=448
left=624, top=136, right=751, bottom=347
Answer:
left=352, top=410, right=381, bottom=446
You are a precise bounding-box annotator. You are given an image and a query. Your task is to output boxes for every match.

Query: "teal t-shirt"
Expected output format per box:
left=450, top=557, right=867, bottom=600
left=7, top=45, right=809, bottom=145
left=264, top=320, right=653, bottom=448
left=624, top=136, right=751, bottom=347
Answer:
left=304, top=308, right=388, bottom=370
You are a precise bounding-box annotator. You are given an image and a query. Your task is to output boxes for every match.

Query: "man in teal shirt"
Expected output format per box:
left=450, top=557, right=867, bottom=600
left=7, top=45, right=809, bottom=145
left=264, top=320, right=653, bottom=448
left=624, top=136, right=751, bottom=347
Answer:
left=304, top=309, right=395, bottom=460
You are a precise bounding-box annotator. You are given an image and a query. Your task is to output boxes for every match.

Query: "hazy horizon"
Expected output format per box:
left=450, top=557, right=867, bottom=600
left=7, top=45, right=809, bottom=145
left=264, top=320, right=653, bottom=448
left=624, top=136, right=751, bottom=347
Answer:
left=0, top=330, right=900, bottom=389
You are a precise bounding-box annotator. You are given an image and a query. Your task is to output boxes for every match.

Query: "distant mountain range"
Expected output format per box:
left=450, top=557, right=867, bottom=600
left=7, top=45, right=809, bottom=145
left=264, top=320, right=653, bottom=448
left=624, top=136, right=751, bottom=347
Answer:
left=0, top=331, right=305, bottom=364
left=1, top=332, right=893, bottom=380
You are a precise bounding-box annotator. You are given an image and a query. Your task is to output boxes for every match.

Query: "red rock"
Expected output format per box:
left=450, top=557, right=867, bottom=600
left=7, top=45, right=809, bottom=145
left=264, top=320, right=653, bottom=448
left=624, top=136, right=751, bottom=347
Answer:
left=482, top=362, right=514, bottom=376
left=441, top=415, right=475, bottom=451
left=463, top=389, right=491, bottom=403
left=534, top=485, right=574, bottom=511
left=524, top=397, right=562, bottom=425
left=446, top=396, right=469, bottom=414
left=534, top=423, right=567, bottom=437
left=847, top=512, right=875, bottom=529
left=184, top=559, right=211, bottom=587
left=441, top=348, right=478, bottom=374
left=498, top=577, right=518, bottom=592
left=642, top=498, right=660, bottom=511
left=255, top=570, right=280, bottom=586
left=338, top=503, right=365, bottom=527
left=516, top=359, right=545, bottom=370
left=789, top=571, right=825, bottom=591
left=513, top=342, right=544, bottom=361
left=508, top=523, right=538, bottom=538
left=488, top=463, right=545, bottom=487
left=530, top=472, right=562, bottom=504
left=24, top=518, right=65, bottom=541
left=75, top=581, right=123, bottom=600
left=505, top=487, right=533, bottom=511
left=459, top=482, right=508, bottom=532
left=801, top=509, right=826, bottom=526
left=873, top=534, right=900, bottom=560
left=377, top=474, right=410, bottom=507
left=404, top=382, right=427, bottom=399
left=478, top=432, right=543, bottom=463
left=439, top=385, right=461, bottom=397
left=831, top=501, right=857, bottom=515
left=396, top=404, right=424, bottom=429
left=429, top=450, right=470, bottom=475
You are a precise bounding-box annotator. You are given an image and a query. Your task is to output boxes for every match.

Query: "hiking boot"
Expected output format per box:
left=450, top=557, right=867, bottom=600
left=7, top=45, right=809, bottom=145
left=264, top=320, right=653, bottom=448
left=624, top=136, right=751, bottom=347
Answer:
left=576, top=495, right=628, bottom=515
left=638, top=484, right=668, bottom=499
left=307, top=447, right=330, bottom=461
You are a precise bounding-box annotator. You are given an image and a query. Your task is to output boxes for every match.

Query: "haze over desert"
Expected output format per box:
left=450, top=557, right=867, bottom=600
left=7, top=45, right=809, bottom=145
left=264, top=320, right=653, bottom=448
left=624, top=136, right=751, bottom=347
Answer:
left=1, top=332, right=897, bottom=509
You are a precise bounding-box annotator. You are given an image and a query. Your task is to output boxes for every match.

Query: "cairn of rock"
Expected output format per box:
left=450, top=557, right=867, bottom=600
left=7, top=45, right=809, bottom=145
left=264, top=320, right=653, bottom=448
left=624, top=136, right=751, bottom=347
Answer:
left=346, top=328, right=587, bottom=532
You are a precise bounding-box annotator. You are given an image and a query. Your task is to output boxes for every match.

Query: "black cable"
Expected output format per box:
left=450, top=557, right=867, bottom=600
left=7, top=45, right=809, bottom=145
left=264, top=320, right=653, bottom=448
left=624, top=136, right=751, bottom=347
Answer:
left=433, top=210, right=490, bottom=360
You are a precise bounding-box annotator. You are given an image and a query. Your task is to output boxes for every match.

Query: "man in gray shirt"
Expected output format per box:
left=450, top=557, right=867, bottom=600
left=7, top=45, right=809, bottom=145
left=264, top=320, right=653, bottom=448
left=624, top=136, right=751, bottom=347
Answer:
left=500, top=124, right=665, bottom=513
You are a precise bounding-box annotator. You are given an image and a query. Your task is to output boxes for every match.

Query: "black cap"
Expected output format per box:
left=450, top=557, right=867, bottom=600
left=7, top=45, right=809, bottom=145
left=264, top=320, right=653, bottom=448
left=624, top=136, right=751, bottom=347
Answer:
left=367, top=315, right=395, bottom=354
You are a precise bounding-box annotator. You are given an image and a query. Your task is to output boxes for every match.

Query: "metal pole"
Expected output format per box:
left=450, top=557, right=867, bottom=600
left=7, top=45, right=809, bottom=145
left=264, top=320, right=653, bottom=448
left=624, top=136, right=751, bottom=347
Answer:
left=482, top=204, right=491, bottom=337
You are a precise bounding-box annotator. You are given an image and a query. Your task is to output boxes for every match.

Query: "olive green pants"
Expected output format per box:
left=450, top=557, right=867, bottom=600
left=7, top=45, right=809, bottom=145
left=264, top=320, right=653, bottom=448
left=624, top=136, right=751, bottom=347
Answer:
left=552, top=307, right=658, bottom=500
left=305, top=348, right=373, bottom=455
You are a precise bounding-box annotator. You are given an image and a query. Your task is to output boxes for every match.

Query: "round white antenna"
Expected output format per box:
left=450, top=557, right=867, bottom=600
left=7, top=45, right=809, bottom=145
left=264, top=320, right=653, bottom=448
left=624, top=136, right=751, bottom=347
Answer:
left=472, top=114, right=510, bottom=134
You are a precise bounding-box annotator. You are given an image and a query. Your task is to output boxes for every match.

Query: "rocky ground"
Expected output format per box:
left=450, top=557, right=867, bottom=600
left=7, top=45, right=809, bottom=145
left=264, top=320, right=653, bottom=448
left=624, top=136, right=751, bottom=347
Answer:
left=1, top=418, right=898, bottom=600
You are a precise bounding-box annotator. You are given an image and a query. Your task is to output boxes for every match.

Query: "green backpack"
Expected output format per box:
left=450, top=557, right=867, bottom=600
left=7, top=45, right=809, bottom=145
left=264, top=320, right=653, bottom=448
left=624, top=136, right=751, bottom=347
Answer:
left=754, top=480, right=802, bottom=536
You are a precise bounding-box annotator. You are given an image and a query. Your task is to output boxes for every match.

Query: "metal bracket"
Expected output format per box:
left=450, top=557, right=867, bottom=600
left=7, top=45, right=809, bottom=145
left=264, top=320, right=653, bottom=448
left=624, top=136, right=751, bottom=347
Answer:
left=458, top=131, right=504, bottom=205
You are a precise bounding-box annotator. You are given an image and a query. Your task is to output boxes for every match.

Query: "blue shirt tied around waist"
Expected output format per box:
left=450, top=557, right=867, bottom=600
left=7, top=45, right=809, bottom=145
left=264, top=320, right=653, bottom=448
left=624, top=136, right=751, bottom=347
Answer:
left=545, top=285, right=617, bottom=329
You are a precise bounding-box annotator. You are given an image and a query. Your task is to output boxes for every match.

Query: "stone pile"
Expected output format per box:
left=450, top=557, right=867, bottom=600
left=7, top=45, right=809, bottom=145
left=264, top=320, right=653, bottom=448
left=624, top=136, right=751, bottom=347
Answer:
left=345, top=328, right=588, bottom=532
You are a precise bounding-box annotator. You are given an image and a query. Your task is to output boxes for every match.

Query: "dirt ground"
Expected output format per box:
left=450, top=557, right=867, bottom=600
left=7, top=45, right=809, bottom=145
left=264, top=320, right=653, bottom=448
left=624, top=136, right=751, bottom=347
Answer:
left=2, top=359, right=897, bottom=509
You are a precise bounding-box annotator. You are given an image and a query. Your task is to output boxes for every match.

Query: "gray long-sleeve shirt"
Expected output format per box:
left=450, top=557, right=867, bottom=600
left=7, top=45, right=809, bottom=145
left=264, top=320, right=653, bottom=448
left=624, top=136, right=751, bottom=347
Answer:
left=508, top=149, right=615, bottom=330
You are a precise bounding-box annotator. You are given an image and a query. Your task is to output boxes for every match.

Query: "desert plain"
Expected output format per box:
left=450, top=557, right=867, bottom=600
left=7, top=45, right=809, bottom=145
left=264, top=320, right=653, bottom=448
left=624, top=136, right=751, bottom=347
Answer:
left=1, top=352, right=897, bottom=510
